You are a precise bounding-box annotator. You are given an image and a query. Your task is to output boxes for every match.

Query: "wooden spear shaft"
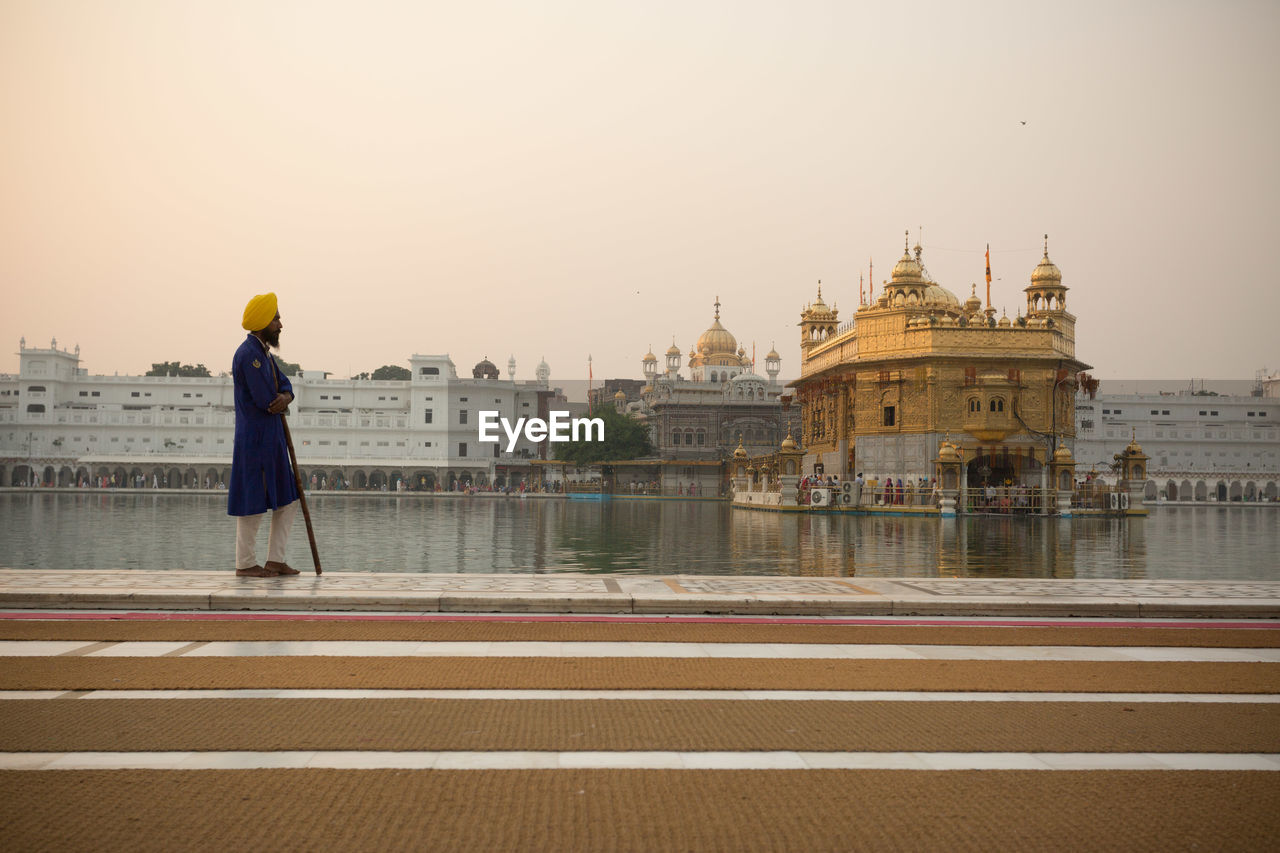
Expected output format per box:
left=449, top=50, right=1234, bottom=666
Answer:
left=281, top=415, right=322, bottom=575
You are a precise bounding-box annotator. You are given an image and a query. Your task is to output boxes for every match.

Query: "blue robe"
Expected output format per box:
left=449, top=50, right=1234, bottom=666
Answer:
left=227, top=334, right=299, bottom=516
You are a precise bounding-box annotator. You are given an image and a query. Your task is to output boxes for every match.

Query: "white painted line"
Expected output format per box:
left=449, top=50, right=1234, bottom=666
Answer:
left=2, top=751, right=1276, bottom=771
left=1, top=689, right=1276, bottom=702
left=4, top=640, right=1276, bottom=662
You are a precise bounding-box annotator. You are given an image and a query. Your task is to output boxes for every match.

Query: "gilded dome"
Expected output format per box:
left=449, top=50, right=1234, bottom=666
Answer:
left=892, top=250, right=924, bottom=282
left=766, top=346, right=780, bottom=360
left=780, top=428, right=797, bottom=451
left=1124, top=432, right=1144, bottom=455
left=733, top=437, right=748, bottom=458
left=665, top=342, right=681, bottom=357
left=642, top=347, right=657, bottom=364
left=614, top=390, right=626, bottom=400
left=697, top=299, right=738, bottom=356
left=922, top=282, right=962, bottom=309
left=1031, top=237, right=1062, bottom=284
left=804, top=284, right=837, bottom=321
left=938, top=440, right=960, bottom=462
left=1053, top=444, right=1075, bottom=463
left=965, top=285, right=983, bottom=313
left=997, top=310, right=1011, bottom=328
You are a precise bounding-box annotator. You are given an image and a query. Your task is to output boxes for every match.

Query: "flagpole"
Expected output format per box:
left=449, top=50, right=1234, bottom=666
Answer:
left=985, top=244, right=992, bottom=310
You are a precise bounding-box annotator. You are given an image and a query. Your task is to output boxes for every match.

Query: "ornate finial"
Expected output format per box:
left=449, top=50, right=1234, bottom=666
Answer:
left=1044, top=234, right=1050, bottom=256
left=904, top=230, right=910, bottom=252
left=714, top=295, right=720, bottom=319
left=971, top=284, right=977, bottom=296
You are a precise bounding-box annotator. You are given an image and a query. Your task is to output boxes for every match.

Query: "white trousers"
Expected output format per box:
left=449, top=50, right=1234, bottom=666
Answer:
left=235, top=500, right=299, bottom=569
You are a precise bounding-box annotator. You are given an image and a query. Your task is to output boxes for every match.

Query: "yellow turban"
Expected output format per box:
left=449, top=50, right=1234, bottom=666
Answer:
left=241, top=292, right=278, bottom=331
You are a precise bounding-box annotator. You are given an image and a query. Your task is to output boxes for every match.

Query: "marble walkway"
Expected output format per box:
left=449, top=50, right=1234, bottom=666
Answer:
left=2, top=569, right=1279, bottom=617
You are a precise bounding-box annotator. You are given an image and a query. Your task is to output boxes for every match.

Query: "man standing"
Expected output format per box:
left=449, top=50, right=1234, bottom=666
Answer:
left=229, top=293, right=301, bottom=577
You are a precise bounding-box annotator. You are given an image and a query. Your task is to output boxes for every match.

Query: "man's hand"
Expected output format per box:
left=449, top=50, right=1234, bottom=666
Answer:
left=268, top=392, right=293, bottom=415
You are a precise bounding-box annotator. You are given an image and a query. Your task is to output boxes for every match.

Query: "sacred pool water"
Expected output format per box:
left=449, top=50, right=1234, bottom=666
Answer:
left=0, top=493, right=1275, bottom=579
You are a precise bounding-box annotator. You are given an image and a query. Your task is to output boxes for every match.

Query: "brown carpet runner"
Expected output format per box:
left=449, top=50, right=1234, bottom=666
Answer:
left=2, top=619, right=1277, bottom=646
left=2, top=698, right=1276, bottom=754
left=2, top=769, right=1276, bottom=852
left=3, top=657, right=1277, bottom=693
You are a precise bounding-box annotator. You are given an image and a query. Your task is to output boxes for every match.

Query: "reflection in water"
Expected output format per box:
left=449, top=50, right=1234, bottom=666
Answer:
left=0, top=493, right=1273, bottom=579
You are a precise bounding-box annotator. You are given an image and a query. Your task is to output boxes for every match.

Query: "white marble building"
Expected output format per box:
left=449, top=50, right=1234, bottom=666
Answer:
left=0, top=338, right=565, bottom=491
left=1073, top=383, right=1279, bottom=502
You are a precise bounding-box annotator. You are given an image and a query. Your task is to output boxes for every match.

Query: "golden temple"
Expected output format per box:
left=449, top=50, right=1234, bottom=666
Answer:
left=793, top=233, right=1090, bottom=491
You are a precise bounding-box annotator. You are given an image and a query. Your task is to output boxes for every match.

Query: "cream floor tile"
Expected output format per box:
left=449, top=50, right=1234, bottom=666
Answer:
left=44, top=752, right=197, bottom=770
left=406, top=642, right=494, bottom=656
left=86, top=642, right=196, bottom=657
left=558, top=752, right=685, bottom=769
left=0, top=641, right=99, bottom=656
left=0, top=691, right=69, bottom=700
left=433, top=751, right=560, bottom=770
left=0, top=753, right=59, bottom=769
left=1110, top=647, right=1280, bottom=663
left=174, top=751, right=318, bottom=769
left=798, top=752, right=931, bottom=770
left=306, top=751, right=441, bottom=769
left=1035, top=753, right=1170, bottom=770
left=1143, top=753, right=1280, bottom=771
left=186, top=641, right=424, bottom=657
left=679, top=752, right=808, bottom=770
left=916, top=752, right=1057, bottom=770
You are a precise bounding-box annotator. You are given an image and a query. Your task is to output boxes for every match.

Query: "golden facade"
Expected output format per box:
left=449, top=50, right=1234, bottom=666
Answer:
left=794, top=234, right=1090, bottom=487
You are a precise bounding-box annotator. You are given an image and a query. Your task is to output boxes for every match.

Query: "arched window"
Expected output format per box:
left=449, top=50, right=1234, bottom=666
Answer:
left=696, top=430, right=705, bottom=446
left=710, top=371, right=718, bottom=382
left=968, top=398, right=981, bottom=413
left=671, top=431, right=680, bottom=446
left=990, top=398, right=1005, bottom=413
left=684, top=429, right=694, bottom=445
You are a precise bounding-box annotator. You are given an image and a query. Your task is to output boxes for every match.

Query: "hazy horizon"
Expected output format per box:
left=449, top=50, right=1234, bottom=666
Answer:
left=3, top=0, right=1277, bottom=384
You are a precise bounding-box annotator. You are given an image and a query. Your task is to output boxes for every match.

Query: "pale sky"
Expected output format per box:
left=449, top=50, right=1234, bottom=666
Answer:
left=2, top=0, right=1277, bottom=386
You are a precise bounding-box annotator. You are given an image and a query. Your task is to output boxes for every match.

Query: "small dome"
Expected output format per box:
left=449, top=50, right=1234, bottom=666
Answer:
left=805, top=284, right=837, bottom=320
left=1053, top=444, right=1075, bottom=463
left=938, top=441, right=960, bottom=462
left=733, top=437, right=748, bottom=458
left=922, top=282, right=962, bottom=309
left=472, top=357, right=499, bottom=379
left=1125, top=432, right=1144, bottom=455
left=998, top=310, right=1012, bottom=328
left=766, top=346, right=780, bottom=360
left=965, top=285, right=982, bottom=313
left=614, top=390, right=626, bottom=400
left=666, top=342, right=681, bottom=357
left=642, top=348, right=657, bottom=363
left=892, top=247, right=925, bottom=282
left=780, top=429, right=797, bottom=451
left=1031, top=238, right=1062, bottom=284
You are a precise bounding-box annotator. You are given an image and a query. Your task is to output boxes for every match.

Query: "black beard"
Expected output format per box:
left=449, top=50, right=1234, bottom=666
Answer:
left=261, top=328, right=280, bottom=348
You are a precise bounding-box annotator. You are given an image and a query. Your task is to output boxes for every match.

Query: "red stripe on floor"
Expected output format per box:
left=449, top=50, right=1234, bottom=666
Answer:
left=0, top=612, right=1274, bottom=629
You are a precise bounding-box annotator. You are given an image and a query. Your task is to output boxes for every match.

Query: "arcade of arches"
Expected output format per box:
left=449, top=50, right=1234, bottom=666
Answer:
left=1, top=464, right=503, bottom=492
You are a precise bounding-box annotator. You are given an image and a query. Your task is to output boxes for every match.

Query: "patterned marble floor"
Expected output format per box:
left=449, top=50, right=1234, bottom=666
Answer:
left=0, top=570, right=1278, bottom=617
